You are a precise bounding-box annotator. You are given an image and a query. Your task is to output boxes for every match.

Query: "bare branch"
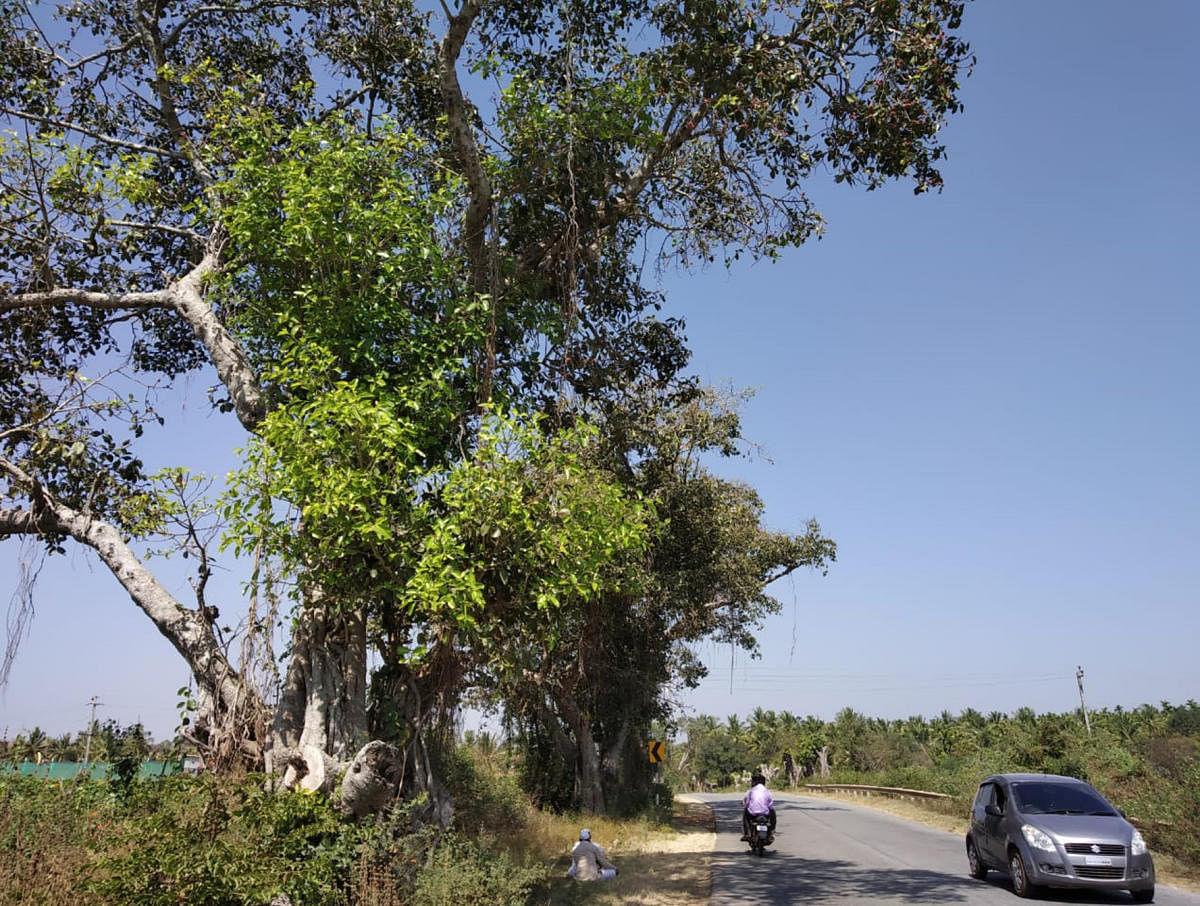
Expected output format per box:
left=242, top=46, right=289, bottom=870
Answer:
left=108, top=219, right=207, bottom=244
left=0, top=286, right=172, bottom=314
left=0, top=106, right=184, bottom=160
left=132, top=8, right=215, bottom=187
left=437, top=0, right=491, bottom=289
left=0, top=463, right=259, bottom=727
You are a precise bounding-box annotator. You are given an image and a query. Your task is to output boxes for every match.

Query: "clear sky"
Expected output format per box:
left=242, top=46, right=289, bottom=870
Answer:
left=2, top=1, right=1198, bottom=743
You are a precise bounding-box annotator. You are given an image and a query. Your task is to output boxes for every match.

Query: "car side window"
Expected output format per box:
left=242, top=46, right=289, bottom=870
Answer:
left=974, top=782, right=1001, bottom=818
left=992, top=784, right=1007, bottom=814
left=972, top=784, right=990, bottom=812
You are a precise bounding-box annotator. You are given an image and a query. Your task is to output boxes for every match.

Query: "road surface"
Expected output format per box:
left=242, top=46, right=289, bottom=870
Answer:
left=695, top=793, right=1200, bottom=905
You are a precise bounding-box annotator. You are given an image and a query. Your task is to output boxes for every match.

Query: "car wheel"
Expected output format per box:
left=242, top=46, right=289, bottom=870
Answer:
left=1130, top=887, right=1154, bottom=903
left=1008, top=849, right=1037, bottom=899
left=966, top=838, right=989, bottom=880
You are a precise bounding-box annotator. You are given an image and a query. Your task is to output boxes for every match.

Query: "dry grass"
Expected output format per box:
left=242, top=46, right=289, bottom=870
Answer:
left=533, top=796, right=714, bottom=906
left=0, top=784, right=107, bottom=906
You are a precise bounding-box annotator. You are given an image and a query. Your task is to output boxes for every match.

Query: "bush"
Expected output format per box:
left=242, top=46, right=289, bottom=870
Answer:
left=89, top=775, right=370, bottom=905
left=412, top=834, right=543, bottom=906
left=0, top=776, right=113, bottom=905
left=439, top=743, right=528, bottom=836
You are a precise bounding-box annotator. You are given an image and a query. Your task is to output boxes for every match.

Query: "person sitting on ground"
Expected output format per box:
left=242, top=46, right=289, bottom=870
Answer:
left=741, top=771, right=777, bottom=841
left=567, top=828, right=619, bottom=881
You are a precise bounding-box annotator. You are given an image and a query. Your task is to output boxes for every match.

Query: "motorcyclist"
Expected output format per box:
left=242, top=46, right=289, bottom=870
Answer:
left=741, top=771, right=777, bottom=842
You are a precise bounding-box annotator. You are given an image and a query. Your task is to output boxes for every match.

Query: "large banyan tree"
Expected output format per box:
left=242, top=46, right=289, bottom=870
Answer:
left=0, top=0, right=970, bottom=813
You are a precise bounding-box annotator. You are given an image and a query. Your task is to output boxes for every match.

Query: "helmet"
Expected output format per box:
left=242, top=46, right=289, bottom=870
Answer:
left=579, top=828, right=591, bottom=841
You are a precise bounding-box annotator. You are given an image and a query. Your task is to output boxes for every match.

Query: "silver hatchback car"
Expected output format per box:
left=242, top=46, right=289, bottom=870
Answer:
left=965, top=773, right=1155, bottom=902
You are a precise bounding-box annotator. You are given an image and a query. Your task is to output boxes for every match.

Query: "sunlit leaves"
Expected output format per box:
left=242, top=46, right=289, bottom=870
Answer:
left=402, top=411, right=652, bottom=637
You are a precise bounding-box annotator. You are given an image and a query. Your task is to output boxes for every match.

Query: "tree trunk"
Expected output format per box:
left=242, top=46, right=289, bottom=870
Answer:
left=576, top=722, right=605, bottom=814
left=783, top=752, right=799, bottom=787
left=555, top=685, right=605, bottom=813
left=270, top=600, right=367, bottom=784
left=339, top=740, right=403, bottom=818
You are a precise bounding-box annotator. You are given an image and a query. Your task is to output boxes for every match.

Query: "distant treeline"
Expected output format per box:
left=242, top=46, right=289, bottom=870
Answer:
left=662, top=700, right=1200, bottom=868
left=0, top=720, right=176, bottom=765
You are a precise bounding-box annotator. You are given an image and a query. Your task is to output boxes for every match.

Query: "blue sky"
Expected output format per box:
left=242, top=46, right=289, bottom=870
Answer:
left=673, top=0, right=1200, bottom=725
left=2, top=1, right=1199, bottom=742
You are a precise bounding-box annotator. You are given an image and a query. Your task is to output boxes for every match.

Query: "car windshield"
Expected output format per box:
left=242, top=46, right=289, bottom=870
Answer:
left=1011, top=781, right=1117, bottom=816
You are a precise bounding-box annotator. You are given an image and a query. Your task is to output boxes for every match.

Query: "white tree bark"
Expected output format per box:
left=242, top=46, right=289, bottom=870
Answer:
left=269, top=601, right=368, bottom=779
left=339, top=740, right=403, bottom=818
left=2, top=248, right=267, bottom=432
left=0, top=483, right=261, bottom=736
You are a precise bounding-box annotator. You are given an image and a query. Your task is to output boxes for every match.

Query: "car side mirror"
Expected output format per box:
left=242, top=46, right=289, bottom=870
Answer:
left=985, top=804, right=1003, bottom=818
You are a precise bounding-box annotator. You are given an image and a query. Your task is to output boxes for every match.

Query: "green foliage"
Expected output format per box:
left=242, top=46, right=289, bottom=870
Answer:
left=0, top=775, right=114, bottom=902
left=217, top=116, right=484, bottom=608
left=90, top=775, right=368, bottom=905
left=412, top=835, right=543, bottom=906
left=403, top=412, right=652, bottom=639
left=439, top=741, right=529, bottom=835
left=0, top=768, right=562, bottom=906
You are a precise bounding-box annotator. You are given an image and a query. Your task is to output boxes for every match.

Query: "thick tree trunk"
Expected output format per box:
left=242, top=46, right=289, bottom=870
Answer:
left=575, top=722, right=605, bottom=814
left=340, top=740, right=403, bottom=818
left=783, top=751, right=799, bottom=787
left=555, top=685, right=605, bottom=813
left=270, top=600, right=368, bottom=785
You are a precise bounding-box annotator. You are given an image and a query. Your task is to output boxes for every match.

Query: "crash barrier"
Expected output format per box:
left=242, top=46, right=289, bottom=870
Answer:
left=803, top=783, right=951, bottom=801
left=804, top=784, right=1171, bottom=832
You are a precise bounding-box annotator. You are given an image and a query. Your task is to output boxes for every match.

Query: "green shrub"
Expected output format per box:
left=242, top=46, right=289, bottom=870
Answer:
left=439, top=743, right=528, bottom=836
left=0, top=776, right=114, bottom=904
left=412, top=834, right=543, bottom=906
left=89, top=775, right=370, bottom=905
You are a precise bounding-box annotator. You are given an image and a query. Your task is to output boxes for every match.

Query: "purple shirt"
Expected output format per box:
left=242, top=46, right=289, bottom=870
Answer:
left=743, top=783, right=773, bottom=815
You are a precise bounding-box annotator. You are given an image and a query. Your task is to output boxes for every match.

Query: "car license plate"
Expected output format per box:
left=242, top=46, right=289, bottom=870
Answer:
left=1084, top=856, right=1113, bottom=866
left=756, top=824, right=769, bottom=833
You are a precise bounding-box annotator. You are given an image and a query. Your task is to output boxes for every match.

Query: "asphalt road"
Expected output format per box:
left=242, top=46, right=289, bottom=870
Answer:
left=695, top=793, right=1200, bottom=906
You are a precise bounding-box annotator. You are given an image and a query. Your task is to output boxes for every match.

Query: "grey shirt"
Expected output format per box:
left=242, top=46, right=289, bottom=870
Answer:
left=570, top=839, right=617, bottom=880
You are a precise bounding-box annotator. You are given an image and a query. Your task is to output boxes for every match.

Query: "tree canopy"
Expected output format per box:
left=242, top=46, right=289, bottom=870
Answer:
left=1, top=0, right=971, bottom=812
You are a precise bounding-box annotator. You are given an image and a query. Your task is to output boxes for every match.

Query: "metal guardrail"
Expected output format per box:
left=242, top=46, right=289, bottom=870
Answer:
left=803, top=783, right=952, bottom=801
left=804, top=784, right=1170, bottom=832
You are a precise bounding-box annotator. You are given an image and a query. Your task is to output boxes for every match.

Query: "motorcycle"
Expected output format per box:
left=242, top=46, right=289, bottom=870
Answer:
left=747, top=813, right=773, bottom=857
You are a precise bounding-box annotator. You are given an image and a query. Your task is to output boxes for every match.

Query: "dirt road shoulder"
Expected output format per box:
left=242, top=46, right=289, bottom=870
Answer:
left=546, top=796, right=715, bottom=905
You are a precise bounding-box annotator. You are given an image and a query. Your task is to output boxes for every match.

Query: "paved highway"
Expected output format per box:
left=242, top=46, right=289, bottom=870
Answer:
left=696, top=793, right=1200, bottom=905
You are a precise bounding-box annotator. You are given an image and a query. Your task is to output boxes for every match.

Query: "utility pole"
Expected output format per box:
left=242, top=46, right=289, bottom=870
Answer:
left=1076, top=666, right=1092, bottom=737
left=82, top=696, right=102, bottom=765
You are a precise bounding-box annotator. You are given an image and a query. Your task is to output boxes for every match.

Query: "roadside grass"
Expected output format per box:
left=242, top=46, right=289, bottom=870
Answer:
left=537, top=798, right=714, bottom=906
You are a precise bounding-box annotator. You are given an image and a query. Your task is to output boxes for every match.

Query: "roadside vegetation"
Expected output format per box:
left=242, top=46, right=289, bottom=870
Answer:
left=666, top=700, right=1200, bottom=880
left=0, top=737, right=699, bottom=905
left=7, top=701, right=1198, bottom=900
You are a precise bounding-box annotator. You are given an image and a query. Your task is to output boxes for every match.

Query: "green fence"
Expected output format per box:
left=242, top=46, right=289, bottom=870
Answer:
left=0, top=760, right=185, bottom=780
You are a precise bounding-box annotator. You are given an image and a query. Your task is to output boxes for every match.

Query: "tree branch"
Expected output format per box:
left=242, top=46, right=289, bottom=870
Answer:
left=0, top=106, right=184, bottom=160
left=437, top=0, right=491, bottom=290
left=0, top=460, right=256, bottom=723
left=2, top=242, right=267, bottom=431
